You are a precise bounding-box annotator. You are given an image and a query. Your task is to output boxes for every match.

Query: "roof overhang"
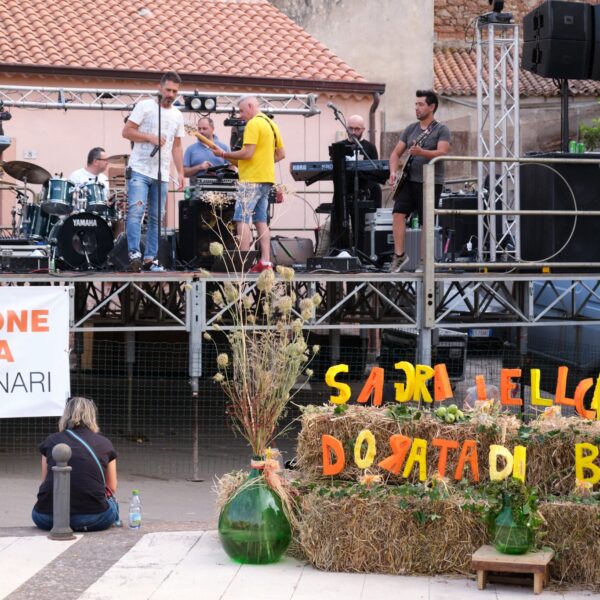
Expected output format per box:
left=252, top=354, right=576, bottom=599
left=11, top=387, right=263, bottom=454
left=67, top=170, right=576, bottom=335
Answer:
left=0, top=64, right=386, bottom=96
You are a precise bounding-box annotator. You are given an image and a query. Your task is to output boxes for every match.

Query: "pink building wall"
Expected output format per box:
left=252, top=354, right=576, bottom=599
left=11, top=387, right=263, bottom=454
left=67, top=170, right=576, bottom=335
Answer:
left=0, top=75, right=380, bottom=246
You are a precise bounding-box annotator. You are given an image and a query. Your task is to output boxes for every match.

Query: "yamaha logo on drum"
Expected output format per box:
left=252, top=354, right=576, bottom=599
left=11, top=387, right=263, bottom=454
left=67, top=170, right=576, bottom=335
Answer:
left=72, top=218, right=98, bottom=227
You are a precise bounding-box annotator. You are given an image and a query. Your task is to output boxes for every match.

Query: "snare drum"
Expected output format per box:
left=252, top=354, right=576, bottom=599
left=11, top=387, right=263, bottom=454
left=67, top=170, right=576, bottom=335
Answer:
left=41, top=178, right=74, bottom=215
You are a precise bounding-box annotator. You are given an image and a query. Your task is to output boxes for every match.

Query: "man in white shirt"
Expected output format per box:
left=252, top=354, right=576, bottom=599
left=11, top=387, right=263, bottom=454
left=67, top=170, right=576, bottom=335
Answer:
left=122, top=71, right=185, bottom=272
left=69, top=147, right=111, bottom=213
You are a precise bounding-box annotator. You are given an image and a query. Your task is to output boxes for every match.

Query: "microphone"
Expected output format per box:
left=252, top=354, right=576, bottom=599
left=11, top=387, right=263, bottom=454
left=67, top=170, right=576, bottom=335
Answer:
left=150, top=145, right=159, bottom=158
left=326, top=101, right=341, bottom=113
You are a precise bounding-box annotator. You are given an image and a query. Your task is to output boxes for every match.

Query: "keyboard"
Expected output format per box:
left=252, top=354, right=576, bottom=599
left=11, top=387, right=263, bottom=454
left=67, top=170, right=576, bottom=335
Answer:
left=290, top=160, right=390, bottom=184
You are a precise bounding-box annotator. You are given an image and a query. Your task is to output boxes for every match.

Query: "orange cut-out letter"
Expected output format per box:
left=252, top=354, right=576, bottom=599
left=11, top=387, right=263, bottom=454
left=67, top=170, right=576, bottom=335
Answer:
left=574, top=378, right=595, bottom=420
left=434, top=364, right=453, bottom=401
left=455, top=439, right=479, bottom=482
left=432, top=438, right=459, bottom=478
left=322, top=435, right=345, bottom=476
left=325, top=364, right=352, bottom=405
left=500, top=368, right=522, bottom=406
left=357, top=367, right=385, bottom=407
left=475, top=374, right=487, bottom=400
left=531, top=369, right=552, bottom=407
left=555, top=366, right=575, bottom=407
left=378, top=434, right=412, bottom=475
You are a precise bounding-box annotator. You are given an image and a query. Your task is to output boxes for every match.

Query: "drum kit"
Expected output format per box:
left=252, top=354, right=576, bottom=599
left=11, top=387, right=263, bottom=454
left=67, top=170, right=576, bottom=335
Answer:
left=1, top=156, right=128, bottom=270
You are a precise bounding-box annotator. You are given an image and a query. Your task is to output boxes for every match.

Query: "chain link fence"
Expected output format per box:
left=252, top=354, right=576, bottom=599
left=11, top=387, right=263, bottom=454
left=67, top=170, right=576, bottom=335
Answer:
left=0, top=328, right=596, bottom=478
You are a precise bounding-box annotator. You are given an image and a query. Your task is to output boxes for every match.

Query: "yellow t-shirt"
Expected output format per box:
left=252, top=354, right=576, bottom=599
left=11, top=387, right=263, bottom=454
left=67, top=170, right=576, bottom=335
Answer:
left=238, top=113, right=284, bottom=183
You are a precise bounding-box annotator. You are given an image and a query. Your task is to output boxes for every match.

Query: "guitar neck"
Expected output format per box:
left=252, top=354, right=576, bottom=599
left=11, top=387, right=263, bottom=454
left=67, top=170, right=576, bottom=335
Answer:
left=186, top=127, right=219, bottom=151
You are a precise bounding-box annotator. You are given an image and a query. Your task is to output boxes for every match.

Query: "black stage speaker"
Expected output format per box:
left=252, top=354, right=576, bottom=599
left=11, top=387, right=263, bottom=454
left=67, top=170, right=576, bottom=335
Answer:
left=438, top=192, right=478, bottom=259
left=520, top=152, right=600, bottom=264
left=523, top=38, right=592, bottom=79
left=178, top=199, right=235, bottom=269
left=522, top=0, right=593, bottom=80
left=591, top=5, right=600, bottom=80
left=108, top=233, right=176, bottom=271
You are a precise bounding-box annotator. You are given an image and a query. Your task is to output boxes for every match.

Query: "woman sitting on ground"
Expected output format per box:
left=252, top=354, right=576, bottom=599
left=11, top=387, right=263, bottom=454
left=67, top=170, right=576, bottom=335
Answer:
left=32, top=396, right=119, bottom=532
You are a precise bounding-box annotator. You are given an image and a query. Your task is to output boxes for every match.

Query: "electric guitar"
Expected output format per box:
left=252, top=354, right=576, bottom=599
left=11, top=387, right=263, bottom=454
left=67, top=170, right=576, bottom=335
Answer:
left=184, top=124, right=220, bottom=152
left=391, top=120, right=438, bottom=199
left=391, top=154, right=414, bottom=199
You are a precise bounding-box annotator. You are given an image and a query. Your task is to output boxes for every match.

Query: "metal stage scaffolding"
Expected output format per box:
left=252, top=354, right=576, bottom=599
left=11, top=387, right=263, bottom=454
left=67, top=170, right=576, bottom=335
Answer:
left=0, top=85, right=319, bottom=115
left=2, top=263, right=600, bottom=390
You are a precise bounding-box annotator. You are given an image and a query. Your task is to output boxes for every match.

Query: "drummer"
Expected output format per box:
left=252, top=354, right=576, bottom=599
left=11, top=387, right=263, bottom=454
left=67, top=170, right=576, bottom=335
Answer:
left=69, top=147, right=110, bottom=194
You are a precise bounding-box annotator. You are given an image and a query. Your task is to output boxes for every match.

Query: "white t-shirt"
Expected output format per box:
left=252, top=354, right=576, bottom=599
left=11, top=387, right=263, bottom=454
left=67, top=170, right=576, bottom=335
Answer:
left=127, top=98, right=185, bottom=182
left=69, top=168, right=110, bottom=196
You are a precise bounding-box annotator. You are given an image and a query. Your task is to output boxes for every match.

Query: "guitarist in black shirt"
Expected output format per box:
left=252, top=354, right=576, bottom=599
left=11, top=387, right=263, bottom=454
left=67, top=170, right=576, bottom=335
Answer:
left=388, top=90, right=450, bottom=272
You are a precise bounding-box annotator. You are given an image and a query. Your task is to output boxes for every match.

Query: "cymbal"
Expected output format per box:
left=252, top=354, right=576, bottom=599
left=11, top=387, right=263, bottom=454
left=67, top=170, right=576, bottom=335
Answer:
left=107, top=154, right=130, bottom=165
left=1, top=160, right=51, bottom=185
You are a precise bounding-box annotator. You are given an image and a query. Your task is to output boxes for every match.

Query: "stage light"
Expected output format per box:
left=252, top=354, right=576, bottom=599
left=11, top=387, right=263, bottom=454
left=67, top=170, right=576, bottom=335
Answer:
left=184, top=94, right=218, bottom=113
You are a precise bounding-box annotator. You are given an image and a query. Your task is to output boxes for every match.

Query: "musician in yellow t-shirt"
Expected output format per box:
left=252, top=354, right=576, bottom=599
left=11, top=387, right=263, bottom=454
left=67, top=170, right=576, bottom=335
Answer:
left=213, top=95, right=285, bottom=272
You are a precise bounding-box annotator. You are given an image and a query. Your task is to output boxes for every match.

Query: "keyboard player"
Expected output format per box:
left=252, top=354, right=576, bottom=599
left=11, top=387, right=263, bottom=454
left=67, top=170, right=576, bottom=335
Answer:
left=332, top=114, right=381, bottom=254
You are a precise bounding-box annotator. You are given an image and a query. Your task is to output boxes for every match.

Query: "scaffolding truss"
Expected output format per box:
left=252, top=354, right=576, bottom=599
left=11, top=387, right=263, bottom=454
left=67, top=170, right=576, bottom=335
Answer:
left=476, top=21, right=521, bottom=261
left=0, top=85, right=319, bottom=115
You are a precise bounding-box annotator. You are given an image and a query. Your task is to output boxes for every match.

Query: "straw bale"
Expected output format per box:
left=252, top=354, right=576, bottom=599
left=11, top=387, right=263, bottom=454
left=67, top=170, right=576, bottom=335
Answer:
left=297, top=407, right=520, bottom=484
left=296, top=489, right=599, bottom=588
left=297, top=407, right=600, bottom=494
left=297, top=488, right=486, bottom=575
left=521, top=417, right=600, bottom=496
left=541, top=501, right=600, bottom=588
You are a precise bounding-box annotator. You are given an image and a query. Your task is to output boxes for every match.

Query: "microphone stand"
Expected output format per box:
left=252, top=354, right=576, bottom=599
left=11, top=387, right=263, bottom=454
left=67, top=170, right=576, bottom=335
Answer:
left=329, top=106, right=378, bottom=267
left=156, top=92, right=162, bottom=265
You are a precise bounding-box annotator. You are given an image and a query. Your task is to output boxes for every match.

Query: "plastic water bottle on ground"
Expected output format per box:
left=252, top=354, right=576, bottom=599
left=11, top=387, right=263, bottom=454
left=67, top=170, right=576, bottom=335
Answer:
left=128, top=489, right=142, bottom=529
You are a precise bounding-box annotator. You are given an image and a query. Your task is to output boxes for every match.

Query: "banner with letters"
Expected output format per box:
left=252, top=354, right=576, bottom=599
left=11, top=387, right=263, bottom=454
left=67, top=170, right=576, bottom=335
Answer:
left=0, top=286, right=70, bottom=418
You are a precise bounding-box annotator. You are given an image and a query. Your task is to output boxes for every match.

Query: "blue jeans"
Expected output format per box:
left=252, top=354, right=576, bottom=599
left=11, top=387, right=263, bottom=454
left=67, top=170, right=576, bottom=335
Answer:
left=126, top=171, right=168, bottom=260
left=32, top=496, right=119, bottom=532
left=233, top=182, right=271, bottom=224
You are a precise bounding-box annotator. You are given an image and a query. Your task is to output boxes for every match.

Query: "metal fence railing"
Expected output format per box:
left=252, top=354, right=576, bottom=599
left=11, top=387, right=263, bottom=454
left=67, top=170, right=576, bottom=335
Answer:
left=1, top=328, right=595, bottom=478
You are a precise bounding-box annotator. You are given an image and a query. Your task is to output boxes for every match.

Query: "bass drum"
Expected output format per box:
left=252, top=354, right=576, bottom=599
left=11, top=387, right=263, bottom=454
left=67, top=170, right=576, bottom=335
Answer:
left=49, top=212, right=114, bottom=270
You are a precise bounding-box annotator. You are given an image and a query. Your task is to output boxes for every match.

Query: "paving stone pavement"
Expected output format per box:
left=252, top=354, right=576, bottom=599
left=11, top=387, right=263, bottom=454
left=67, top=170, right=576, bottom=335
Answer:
left=1, top=528, right=597, bottom=600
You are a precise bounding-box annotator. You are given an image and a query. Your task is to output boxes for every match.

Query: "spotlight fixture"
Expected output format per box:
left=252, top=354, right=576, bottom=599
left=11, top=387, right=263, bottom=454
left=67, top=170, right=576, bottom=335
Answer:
left=480, top=0, right=512, bottom=24
left=184, top=94, right=218, bottom=113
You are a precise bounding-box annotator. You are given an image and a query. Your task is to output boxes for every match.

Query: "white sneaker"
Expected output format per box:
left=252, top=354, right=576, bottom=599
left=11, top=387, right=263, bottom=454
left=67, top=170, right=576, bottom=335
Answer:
left=389, top=253, right=409, bottom=273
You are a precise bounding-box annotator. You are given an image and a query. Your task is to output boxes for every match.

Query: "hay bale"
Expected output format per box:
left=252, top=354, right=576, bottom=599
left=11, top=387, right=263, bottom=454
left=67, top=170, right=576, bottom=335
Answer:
left=297, top=486, right=486, bottom=575
left=541, top=501, right=600, bottom=588
left=520, top=417, right=600, bottom=496
left=297, top=406, right=519, bottom=484
left=296, top=486, right=599, bottom=588
left=297, top=407, right=600, bottom=494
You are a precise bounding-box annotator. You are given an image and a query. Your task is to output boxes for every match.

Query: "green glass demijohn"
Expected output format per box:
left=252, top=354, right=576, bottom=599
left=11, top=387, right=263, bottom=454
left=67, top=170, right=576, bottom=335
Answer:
left=218, top=457, right=292, bottom=564
left=492, top=492, right=532, bottom=555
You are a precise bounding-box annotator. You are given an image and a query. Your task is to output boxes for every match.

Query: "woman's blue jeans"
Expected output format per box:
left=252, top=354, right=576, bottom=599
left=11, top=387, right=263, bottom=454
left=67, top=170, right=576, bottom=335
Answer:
left=32, top=496, right=119, bottom=532
left=126, top=170, right=168, bottom=260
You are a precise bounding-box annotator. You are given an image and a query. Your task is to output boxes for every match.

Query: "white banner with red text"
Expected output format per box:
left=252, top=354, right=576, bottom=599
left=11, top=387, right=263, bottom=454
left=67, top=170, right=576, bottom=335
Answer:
left=0, top=286, right=70, bottom=417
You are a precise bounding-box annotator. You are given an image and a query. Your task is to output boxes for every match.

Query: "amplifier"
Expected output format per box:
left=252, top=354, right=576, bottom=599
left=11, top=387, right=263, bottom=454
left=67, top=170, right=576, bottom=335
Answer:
left=0, top=244, right=50, bottom=272
left=365, top=208, right=393, bottom=227
left=306, top=255, right=362, bottom=272
left=363, top=225, right=442, bottom=269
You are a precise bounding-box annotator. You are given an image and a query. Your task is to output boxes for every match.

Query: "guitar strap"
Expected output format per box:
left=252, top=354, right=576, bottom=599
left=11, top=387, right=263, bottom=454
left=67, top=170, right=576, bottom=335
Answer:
left=413, top=120, right=438, bottom=148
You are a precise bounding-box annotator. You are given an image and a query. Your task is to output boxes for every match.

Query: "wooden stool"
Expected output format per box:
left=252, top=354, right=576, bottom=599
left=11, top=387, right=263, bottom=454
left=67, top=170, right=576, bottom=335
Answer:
left=471, top=545, right=554, bottom=595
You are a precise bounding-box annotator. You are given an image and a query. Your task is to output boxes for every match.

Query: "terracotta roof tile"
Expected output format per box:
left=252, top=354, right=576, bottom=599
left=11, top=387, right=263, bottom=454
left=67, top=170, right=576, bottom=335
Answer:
left=0, top=0, right=366, bottom=84
left=435, top=47, right=600, bottom=97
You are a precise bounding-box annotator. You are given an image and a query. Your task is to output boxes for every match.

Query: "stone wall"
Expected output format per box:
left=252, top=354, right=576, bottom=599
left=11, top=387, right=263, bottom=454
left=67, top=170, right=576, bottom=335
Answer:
left=434, top=0, right=591, bottom=44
